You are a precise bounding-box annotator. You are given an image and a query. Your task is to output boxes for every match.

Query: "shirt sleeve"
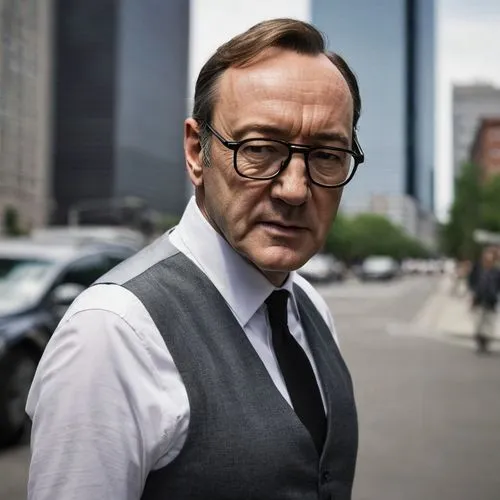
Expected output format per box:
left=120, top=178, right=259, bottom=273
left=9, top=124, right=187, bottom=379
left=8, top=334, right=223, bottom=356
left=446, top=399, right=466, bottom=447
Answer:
left=26, top=306, right=173, bottom=500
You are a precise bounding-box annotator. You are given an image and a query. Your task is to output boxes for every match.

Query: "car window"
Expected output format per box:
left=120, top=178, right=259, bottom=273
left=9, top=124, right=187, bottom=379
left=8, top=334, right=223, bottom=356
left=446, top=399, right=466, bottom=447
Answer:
left=105, top=254, right=130, bottom=269
left=59, top=255, right=112, bottom=288
left=0, top=258, right=56, bottom=314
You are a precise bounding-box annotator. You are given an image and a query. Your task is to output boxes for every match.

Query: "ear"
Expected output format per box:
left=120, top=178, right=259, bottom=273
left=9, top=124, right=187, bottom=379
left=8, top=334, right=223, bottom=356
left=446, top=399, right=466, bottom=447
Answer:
left=184, top=118, right=205, bottom=187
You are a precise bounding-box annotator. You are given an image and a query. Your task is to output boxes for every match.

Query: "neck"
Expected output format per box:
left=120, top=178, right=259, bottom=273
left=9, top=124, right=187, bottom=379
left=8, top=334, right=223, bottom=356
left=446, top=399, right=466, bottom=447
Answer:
left=262, top=269, right=290, bottom=287
left=194, top=195, right=290, bottom=287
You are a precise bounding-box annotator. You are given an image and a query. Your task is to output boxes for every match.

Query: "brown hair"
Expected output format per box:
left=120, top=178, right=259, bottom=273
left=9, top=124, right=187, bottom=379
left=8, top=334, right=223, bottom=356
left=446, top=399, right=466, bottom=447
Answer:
left=192, top=18, right=361, bottom=135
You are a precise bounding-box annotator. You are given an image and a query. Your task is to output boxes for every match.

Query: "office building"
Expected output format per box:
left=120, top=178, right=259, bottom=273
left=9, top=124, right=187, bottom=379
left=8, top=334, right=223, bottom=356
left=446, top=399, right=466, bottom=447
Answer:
left=470, top=117, right=500, bottom=181
left=1, top=0, right=438, bottom=238
left=312, top=0, right=436, bottom=242
left=51, top=0, right=189, bottom=224
left=0, top=0, right=53, bottom=233
left=453, top=84, right=500, bottom=178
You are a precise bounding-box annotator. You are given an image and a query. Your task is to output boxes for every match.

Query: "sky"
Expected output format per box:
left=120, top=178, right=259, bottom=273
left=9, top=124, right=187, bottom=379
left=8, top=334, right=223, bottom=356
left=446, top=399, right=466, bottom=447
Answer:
left=188, top=0, right=311, bottom=97
left=189, top=0, right=500, bottom=221
left=437, top=0, right=500, bottom=219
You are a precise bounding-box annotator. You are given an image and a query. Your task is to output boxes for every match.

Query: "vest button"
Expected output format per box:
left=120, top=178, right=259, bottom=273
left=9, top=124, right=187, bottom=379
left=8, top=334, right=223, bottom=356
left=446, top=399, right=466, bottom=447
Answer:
left=321, top=470, right=331, bottom=483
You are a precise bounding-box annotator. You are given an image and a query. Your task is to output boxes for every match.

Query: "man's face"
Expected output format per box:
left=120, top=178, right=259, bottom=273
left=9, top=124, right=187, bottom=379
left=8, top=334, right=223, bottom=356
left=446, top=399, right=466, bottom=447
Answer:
left=185, top=49, right=354, bottom=285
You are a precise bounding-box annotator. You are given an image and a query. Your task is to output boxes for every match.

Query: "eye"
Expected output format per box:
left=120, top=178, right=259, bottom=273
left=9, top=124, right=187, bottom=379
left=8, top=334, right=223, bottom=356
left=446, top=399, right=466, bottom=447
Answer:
left=312, top=150, right=344, bottom=162
left=244, top=144, right=279, bottom=155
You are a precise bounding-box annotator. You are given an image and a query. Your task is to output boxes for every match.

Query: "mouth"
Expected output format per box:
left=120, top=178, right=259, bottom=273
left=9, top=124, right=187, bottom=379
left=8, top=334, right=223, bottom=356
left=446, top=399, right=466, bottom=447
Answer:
left=259, top=221, right=308, bottom=236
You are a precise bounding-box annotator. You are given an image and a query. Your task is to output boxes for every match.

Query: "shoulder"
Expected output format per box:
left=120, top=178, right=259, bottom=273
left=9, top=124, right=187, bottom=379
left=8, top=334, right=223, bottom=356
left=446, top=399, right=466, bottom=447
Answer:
left=95, top=229, right=179, bottom=286
left=292, top=273, right=339, bottom=345
left=26, top=285, right=188, bottom=496
left=54, top=283, right=170, bottom=362
left=61, top=283, right=149, bottom=332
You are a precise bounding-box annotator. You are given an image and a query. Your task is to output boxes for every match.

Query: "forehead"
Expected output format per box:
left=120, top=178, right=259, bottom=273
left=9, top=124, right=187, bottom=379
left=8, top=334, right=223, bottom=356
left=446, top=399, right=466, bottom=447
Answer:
left=214, top=49, right=353, bottom=138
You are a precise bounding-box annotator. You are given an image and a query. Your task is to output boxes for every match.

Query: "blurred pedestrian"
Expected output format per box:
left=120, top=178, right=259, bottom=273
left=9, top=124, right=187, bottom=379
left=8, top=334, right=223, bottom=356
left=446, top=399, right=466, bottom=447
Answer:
left=468, top=247, right=500, bottom=353
left=450, top=259, right=471, bottom=297
left=26, top=19, right=363, bottom=499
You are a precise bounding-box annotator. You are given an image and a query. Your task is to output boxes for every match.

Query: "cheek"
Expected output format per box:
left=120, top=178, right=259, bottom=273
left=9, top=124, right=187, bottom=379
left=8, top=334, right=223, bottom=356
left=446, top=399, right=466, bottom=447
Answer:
left=204, top=151, right=237, bottom=208
left=224, top=185, right=266, bottom=236
left=313, top=189, right=343, bottom=233
left=204, top=156, right=266, bottom=239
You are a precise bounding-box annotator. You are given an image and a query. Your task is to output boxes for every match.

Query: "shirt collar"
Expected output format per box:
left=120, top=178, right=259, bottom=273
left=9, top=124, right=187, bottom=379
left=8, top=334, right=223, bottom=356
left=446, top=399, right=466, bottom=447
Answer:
left=173, top=197, right=300, bottom=326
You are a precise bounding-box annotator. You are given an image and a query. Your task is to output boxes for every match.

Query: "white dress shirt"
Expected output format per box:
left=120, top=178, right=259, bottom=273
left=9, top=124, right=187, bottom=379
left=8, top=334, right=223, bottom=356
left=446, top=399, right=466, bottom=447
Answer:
left=26, top=197, right=339, bottom=500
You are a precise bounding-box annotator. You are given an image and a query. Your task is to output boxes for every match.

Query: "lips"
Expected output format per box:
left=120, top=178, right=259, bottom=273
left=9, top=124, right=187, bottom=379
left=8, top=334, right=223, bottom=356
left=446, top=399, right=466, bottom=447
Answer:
left=266, top=221, right=306, bottom=229
left=259, top=221, right=308, bottom=234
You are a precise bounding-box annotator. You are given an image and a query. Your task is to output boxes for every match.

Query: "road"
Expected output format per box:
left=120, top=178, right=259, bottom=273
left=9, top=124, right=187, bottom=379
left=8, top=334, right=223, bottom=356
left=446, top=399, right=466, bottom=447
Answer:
left=1, top=276, right=500, bottom=499
left=321, top=276, right=500, bottom=500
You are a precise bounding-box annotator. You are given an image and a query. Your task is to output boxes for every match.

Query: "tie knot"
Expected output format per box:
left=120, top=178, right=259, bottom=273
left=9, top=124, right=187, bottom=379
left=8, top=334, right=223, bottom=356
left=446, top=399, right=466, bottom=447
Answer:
left=265, top=289, right=289, bottom=326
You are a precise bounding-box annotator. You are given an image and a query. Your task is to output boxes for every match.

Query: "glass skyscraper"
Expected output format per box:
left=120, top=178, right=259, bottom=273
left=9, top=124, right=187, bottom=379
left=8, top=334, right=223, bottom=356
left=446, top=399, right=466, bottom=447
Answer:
left=312, top=0, right=435, bottom=236
left=51, top=0, right=190, bottom=223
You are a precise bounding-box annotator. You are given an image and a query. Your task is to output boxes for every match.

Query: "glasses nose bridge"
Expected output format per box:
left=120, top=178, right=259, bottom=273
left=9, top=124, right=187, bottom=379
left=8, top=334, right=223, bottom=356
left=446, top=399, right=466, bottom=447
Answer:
left=282, top=143, right=310, bottom=171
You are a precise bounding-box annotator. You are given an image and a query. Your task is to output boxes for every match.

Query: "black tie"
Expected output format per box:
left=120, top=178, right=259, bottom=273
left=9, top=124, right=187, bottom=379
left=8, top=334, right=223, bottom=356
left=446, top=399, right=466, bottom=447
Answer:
left=266, top=290, right=326, bottom=453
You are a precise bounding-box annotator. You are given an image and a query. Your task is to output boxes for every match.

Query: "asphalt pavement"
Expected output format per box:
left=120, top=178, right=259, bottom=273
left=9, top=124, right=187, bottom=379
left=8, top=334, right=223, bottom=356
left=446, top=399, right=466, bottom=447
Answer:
left=323, top=275, right=500, bottom=500
left=1, top=275, right=499, bottom=500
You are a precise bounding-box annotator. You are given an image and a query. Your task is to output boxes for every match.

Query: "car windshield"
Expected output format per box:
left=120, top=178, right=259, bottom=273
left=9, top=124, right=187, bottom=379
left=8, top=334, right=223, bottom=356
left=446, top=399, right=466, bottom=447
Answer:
left=0, top=258, right=56, bottom=314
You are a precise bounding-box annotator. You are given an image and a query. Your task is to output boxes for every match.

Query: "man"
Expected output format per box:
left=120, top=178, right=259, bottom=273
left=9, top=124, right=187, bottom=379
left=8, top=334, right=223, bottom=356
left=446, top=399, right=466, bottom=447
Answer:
left=27, top=19, right=364, bottom=499
left=468, top=246, right=500, bottom=353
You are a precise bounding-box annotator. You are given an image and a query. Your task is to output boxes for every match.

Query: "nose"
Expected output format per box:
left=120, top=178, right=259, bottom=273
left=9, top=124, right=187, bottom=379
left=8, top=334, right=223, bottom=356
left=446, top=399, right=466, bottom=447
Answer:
left=270, top=153, right=310, bottom=206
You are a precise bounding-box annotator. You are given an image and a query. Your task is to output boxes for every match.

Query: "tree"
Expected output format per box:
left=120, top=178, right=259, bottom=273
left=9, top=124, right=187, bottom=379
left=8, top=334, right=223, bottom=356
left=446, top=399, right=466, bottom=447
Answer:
left=158, top=214, right=181, bottom=232
left=324, top=212, right=429, bottom=263
left=441, top=162, right=482, bottom=259
left=348, top=213, right=402, bottom=260
left=2, top=206, right=22, bottom=236
left=480, top=174, right=500, bottom=233
left=441, top=166, right=500, bottom=260
left=324, top=212, right=354, bottom=262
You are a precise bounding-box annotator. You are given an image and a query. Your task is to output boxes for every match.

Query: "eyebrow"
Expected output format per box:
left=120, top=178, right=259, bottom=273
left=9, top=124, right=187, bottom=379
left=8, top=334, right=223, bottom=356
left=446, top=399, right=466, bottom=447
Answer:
left=232, top=123, right=351, bottom=147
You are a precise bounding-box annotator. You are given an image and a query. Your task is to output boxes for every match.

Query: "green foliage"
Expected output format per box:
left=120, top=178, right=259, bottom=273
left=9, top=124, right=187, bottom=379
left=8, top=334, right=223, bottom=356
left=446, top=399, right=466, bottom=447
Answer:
left=158, top=214, right=182, bottom=232
left=441, top=164, right=500, bottom=259
left=324, top=212, right=430, bottom=263
left=324, top=212, right=354, bottom=260
left=2, top=206, right=23, bottom=236
left=480, top=175, right=500, bottom=233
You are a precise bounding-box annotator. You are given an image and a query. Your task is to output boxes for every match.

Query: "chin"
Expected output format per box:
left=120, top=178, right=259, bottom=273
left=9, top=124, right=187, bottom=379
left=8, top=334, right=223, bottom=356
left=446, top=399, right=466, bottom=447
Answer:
left=250, top=246, right=313, bottom=273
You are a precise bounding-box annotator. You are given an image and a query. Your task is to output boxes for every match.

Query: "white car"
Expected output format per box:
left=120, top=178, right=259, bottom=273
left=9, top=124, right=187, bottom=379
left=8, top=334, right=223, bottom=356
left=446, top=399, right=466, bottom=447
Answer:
left=360, top=256, right=399, bottom=281
left=298, top=254, right=346, bottom=283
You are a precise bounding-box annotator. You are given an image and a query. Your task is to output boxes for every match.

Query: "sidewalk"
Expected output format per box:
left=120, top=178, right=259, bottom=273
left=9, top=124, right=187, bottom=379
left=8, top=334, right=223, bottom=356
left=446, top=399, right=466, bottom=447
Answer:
left=413, top=275, right=500, bottom=343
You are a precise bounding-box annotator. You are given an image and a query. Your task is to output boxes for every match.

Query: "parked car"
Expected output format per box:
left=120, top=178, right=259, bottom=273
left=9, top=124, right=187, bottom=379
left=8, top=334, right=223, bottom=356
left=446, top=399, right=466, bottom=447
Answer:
left=0, top=238, right=137, bottom=446
left=31, top=225, right=146, bottom=250
left=359, top=256, right=399, bottom=281
left=298, top=254, right=346, bottom=283
left=402, top=258, right=445, bottom=275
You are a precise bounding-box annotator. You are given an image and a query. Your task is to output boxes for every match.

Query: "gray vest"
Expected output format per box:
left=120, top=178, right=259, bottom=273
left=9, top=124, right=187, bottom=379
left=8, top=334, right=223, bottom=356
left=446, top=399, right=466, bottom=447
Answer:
left=98, top=235, right=358, bottom=499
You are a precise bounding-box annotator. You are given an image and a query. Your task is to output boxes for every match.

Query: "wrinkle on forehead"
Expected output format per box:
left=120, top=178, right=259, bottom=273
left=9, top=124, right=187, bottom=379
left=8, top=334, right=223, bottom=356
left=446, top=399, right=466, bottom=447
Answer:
left=214, top=50, right=353, bottom=140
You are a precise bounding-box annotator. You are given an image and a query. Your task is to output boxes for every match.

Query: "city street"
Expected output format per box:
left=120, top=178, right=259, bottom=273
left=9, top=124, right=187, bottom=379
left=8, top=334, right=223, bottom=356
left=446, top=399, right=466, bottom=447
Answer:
left=1, top=276, right=500, bottom=499
left=324, top=276, right=500, bottom=500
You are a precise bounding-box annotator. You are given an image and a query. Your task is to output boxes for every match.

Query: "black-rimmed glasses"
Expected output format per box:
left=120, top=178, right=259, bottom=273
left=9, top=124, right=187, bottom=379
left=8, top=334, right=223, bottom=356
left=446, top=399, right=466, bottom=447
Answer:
left=202, top=122, right=364, bottom=188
